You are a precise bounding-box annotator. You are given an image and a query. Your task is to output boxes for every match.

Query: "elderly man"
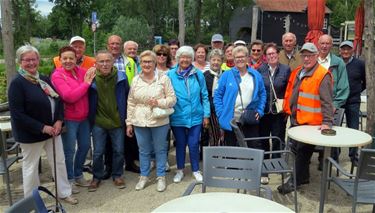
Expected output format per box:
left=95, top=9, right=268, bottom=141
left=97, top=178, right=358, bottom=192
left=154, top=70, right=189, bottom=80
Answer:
left=279, top=32, right=302, bottom=71
left=53, top=36, right=95, bottom=70
left=211, top=34, right=224, bottom=50
left=317, top=34, right=350, bottom=169
left=124, top=40, right=140, bottom=74
left=106, top=35, right=140, bottom=174
left=339, top=41, right=366, bottom=163
left=87, top=50, right=129, bottom=192
left=278, top=43, right=333, bottom=194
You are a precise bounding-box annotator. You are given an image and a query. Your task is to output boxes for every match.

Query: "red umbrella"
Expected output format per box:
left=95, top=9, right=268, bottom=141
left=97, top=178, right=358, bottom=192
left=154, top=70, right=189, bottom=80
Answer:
left=353, top=0, right=364, bottom=57
left=304, top=0, right=326, bottom=46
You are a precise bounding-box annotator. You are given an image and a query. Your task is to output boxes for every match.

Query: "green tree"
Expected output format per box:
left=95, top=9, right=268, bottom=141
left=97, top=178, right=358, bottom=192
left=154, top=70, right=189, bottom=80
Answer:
left=327, top=0, right=361, bottom=27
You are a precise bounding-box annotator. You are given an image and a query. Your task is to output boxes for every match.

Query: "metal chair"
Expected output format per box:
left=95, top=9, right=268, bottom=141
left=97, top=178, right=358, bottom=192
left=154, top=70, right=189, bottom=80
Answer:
left=1, top=129, right=21, bottom=205
left=4, top=194, right=38, bottom=213
left=183, top=146, right=272, bottom=199
left=230, top=119, right=298, bottom=212
left=327, top=148, right=375, bottom=213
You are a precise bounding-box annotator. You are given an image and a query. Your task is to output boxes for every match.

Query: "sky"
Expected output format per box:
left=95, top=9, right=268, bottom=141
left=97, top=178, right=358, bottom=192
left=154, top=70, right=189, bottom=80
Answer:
left=34, top=0, right=54, bottom=16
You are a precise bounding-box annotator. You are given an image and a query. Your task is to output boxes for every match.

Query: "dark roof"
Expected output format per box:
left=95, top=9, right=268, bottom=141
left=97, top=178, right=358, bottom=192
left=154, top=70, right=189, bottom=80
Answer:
left=255, top=0, right=332, bottom=13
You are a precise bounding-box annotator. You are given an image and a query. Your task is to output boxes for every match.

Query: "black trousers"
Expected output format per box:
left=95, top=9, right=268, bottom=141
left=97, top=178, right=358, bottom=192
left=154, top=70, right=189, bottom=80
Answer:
left=259, top=113, right=287, bottom=159
left=290, top=139, right=315, bottom=184
left=224, top=123, right=262, bottom=149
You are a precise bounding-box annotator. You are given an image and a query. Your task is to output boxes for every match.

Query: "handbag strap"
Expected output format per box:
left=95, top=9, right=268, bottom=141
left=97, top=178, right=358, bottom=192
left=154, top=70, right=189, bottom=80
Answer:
left=268, top=68, right=279, bottom=100
left=231, top=70, right=245, bottom=111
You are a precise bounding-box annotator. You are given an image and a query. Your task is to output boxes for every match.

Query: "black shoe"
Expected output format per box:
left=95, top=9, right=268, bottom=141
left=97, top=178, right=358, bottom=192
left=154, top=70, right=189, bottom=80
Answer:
left=277, top=179, right=309, bottom=195
left=102, top=170, right=111, bottom=180
left=318, top=160, right=323, bottom=171
left=83, top=165, right=93, bottom=174
left=125, top=163, right=140, bottom=173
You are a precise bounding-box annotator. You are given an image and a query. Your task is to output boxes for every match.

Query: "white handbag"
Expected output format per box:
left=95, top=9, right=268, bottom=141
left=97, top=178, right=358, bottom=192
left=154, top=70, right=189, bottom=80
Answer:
left=152, top=107, right=174, bottom=119
left=269, top=74, right=284, bottom=113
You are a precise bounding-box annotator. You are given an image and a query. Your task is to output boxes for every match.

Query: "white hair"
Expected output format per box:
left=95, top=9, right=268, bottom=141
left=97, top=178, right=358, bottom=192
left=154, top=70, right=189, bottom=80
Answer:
left=176, top=46, right=194, bottom=62
left=123, top=40, right=139, bottom=49
left=16, top=44, right=40, bottom=63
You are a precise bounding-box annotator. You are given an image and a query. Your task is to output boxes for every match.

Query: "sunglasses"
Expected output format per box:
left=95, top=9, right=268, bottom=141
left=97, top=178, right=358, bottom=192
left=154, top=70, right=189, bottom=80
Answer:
left=251, top=49, right=262, bottom=52
left=157, top=53, right=168, bottom=57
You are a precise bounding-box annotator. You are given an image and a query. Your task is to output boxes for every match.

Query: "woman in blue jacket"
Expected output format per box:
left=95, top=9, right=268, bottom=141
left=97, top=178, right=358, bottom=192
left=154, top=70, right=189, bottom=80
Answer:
left=167, top=46, right=210, bottom=183
left=214, top=46, right=266, bottom=147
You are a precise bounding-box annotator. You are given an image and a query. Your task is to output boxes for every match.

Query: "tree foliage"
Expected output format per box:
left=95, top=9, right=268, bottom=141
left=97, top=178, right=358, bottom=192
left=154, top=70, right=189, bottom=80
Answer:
left=326, top=0, right=361, bottom=27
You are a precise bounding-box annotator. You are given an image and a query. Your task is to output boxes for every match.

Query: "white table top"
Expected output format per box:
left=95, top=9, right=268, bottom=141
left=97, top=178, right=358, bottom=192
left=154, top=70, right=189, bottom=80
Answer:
left=153, top=192, right=293, bottom=212
left=287, top=125, right=372, bottom=147
left=0, top=116, right=11, bottom=132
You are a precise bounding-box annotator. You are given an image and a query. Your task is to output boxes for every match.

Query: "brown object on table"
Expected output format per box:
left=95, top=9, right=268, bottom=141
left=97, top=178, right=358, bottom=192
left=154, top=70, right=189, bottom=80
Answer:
left=321, top=129, right=336, bottom=136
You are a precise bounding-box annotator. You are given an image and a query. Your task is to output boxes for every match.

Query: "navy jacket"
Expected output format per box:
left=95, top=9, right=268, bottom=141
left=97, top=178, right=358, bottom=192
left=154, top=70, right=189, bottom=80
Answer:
left=258, top=63, right=291, bottom=113
left=8, top=74, right=64, bottom=143
left=88, top=69, right=129, bottom=127
left=345, top=57, right=366, bottom=104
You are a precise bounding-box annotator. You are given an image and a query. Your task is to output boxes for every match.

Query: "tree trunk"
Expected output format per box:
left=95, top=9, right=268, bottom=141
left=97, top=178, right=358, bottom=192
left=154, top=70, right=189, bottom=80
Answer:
left=1, top=0, right=17, bottom=92
left=194, top=0, right=202, bottom=43
left=364, top=0, right=374, bottom=141
left=178, top=0, right=185, bottom=46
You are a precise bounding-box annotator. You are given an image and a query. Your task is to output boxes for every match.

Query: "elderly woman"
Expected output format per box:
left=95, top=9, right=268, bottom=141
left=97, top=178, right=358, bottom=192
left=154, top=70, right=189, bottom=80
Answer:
left=258, top=43, right=291, bottom=158
left=8, top=44, right=77, bottom=204
left=214, top=46, right=266, bottom=147
left=126, top=50, right=176, bottom=192
left=167, top=46, right=210, bottom=183
left=152, top=44, right=172, bottom=74
left=249, top=40, right=265, bottom=70
left=204, top=49, right=224, bottom=146
left=192, top=43, right=209, bottom=71
left=221, top=43, right=235, bottom=71
left=51, top=46, right=96, bottom=193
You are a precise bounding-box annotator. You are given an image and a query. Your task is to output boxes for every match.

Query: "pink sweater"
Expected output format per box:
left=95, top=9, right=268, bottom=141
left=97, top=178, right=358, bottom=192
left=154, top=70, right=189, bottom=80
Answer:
left=51, top=67, right=90, bottom=121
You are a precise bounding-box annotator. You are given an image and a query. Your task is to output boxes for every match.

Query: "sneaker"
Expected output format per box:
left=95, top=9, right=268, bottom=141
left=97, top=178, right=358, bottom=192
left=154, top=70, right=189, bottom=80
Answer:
left=60, top=195, right=78, bottom=205
left=135, top=176, right=149, bottom=191
left=261, top=177, right=269, bottom=185
left=70, top=182, right=80, bottom=194
left=113, top=178, right=126, bottom=189
left=192, top=171, right=203, bottom=182
left=156, top=176, right=166, bottom=192
left=88, top=179, right=100, bottom=192
left=150, top=160, right=156, bottom=171
left=75, top=178, right=90, bottom=187
left=165, top=161, right=170, bottom=172
left=173, top=170, right=184, bottom=183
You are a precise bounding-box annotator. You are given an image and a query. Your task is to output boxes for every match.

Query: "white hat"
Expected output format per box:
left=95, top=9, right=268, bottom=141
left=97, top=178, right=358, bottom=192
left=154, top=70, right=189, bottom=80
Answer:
left=70, top=36, right=85, bottom=45
left=234, top=40, right=246, bottom=46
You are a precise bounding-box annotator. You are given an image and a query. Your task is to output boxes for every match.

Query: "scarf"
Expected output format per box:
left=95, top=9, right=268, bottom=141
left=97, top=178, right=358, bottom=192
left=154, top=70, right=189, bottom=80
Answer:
left=18, top=69, right=59, bottom=98
left=208, top=68, right=221, bottom=97
left=177, top=64, right=194, bottom=79
left=226, top=60, right=235, bottom=68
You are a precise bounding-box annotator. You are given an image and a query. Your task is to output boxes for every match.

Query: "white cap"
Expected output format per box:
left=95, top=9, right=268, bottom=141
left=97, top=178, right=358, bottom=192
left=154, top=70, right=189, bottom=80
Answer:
left=234, top=40, right=246, bottom=46
left=70, top=36, right=85, bottom=45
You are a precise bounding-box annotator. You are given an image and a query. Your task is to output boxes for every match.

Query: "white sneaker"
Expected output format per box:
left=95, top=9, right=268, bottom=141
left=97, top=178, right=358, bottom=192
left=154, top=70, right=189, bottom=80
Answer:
left=150, top=160, right=155, bottom=171
left=156, top=176, right=166, bottom=192
left=135, top=176, right=149, bottom=191
left=165, top=161, right=170, bottom=172
left=70, top=183, right=80, bottom=194
left=193, top=171, right=203, bottom=182
left=173, top=170, right=184, bottom=183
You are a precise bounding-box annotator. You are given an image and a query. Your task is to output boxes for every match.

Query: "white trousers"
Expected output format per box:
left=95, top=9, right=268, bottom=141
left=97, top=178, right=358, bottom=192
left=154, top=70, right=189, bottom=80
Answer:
left=20, top=135, right=72, bottom=198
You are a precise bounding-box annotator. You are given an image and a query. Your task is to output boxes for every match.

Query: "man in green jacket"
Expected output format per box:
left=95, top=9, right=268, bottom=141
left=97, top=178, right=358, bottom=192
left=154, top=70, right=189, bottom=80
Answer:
left=317, top=34, right=350, bottom=169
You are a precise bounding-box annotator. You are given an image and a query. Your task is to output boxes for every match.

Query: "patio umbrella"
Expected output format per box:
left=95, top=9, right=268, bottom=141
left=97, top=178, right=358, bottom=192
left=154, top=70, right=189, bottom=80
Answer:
left=353, top=0, right=364, bottom=57
left=304, top=0, right=326, bottom=46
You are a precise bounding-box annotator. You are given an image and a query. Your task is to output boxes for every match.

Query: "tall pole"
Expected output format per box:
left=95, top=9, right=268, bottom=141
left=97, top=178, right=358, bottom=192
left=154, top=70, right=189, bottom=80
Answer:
left=178, top=0, right=185, bottom=46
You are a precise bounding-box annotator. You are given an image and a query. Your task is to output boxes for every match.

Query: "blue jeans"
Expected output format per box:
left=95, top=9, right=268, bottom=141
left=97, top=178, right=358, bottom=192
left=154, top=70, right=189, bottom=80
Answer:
left=92, top=125, right=124, bottom=180
left=61, top=119, right=90, bottom=181
left=172, top=125, right=201, bottom=172
left=344, top=103, right=360, bottom=161
left=134, top=125, right=169, bottom=177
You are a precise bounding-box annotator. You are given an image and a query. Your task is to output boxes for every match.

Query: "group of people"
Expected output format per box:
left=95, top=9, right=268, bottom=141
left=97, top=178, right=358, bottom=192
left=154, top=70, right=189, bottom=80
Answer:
left=8, top=31, right=365, bottom=205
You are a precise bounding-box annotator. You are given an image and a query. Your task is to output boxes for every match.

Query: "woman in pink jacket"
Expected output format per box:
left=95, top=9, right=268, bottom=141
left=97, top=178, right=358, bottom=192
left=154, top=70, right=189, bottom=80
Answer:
left=51, top=46, right=95, bottom=193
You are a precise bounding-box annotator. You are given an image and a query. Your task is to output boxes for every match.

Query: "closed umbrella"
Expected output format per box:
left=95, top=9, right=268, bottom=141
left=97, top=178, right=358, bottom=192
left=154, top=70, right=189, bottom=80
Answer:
left=304, top=0, right=326, bottom=46
left=354, top=0, right=364, bottom=57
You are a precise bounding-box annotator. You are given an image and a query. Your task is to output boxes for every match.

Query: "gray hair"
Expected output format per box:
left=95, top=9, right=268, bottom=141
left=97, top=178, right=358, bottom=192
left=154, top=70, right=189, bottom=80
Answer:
left=16, top=44, right=40, bottom=63
left=176, top=46, right=194, bottom=62
left=140, top=50, right=157, bottom=64
left=208, top=49, right=224, bottom=61
left=95, top=50, right=114, bottom=60
left=282, top=32, right=297, bottom=42
left=232, top=46, right=249, bottom=58
left=124, top=40, right=139, bottom=49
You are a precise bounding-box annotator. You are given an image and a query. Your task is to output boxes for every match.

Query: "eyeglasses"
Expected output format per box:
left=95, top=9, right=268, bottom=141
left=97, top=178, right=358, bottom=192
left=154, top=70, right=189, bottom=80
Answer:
left=157, top=53, right=168, bottom=57
left=266, top=52, right=277, bottom=56
left=301, top=54, right=316, bottom=59
left=21, top=58, right=38, bottom=63
left=97, top=60, right=112, bottom=65
left=141, top=60, right=154, bottom=64
left=251, top=49, right=262, bottom=53
left=234, top=56, right=246, bottom=60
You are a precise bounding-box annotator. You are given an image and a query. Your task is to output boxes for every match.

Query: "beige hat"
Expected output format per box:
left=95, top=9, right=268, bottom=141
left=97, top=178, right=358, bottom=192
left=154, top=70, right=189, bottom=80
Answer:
left=70, top=36, right=85, bottom=45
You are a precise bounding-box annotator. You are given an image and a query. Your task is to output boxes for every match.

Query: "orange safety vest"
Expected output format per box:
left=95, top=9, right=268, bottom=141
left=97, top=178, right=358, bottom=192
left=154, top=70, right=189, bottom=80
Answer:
left=283, top=64, right=330, bottom=125
left=53, top=55, right=96, bottom=71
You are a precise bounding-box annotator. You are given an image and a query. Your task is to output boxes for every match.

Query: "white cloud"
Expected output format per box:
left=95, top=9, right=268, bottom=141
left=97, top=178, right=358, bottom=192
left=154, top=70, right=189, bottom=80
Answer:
left=34, top=0, right=55, bottom=16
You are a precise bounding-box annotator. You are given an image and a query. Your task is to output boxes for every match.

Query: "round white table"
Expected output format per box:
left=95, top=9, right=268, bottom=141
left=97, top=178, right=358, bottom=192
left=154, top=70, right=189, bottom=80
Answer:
left=153, top=192, right=294, bottom=212
left=287, top=125, right=372, bottom=213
